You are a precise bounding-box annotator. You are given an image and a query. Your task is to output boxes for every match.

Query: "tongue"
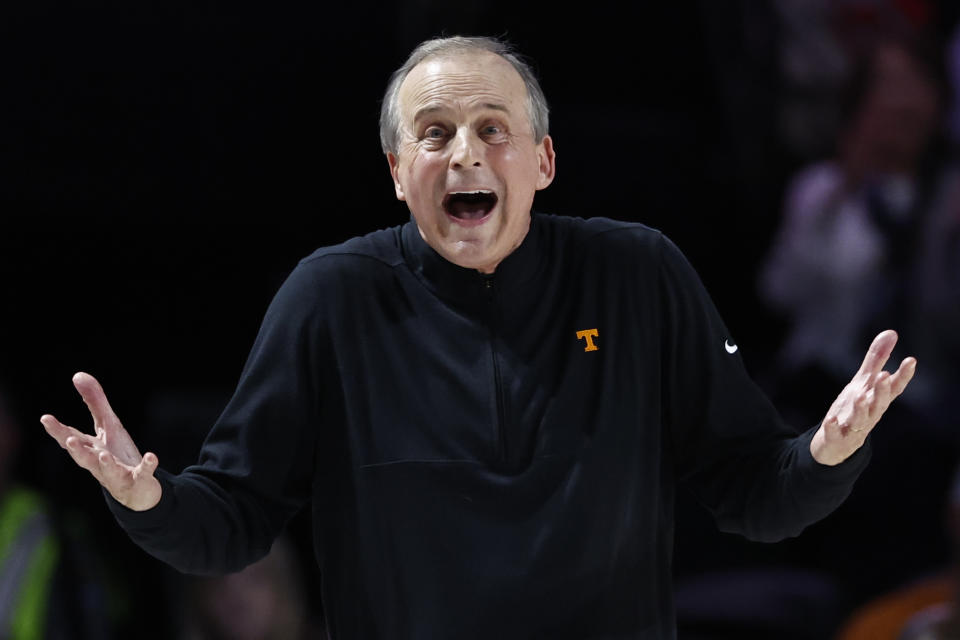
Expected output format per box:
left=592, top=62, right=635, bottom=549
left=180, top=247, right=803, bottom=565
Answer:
left=448, top=200, right=491, bottom=220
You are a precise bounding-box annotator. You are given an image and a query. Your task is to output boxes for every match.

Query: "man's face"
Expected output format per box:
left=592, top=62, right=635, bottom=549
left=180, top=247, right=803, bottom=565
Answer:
left=387, top=50, right=555, bottom=273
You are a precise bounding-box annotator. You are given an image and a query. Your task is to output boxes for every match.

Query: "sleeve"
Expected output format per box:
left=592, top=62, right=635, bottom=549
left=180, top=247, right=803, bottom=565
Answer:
left=105, top=260, right=327, bottom=574
left=658, top=234, right=870, bottom=542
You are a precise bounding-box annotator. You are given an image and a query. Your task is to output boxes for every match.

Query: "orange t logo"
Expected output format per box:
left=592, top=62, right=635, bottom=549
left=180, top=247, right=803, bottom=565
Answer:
left=576, top=328, right=599, bottom=352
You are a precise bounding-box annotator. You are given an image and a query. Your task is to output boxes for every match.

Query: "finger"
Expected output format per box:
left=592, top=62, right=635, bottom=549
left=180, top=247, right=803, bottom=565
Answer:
left=864, top=383, right=877, bottom=411
left=72, top=372, right=121, bottom=435
left=851, top=391, right=870, bottom=424
left=62, top=435, right=109, bottom=476
left=97, top=449, right=134, bottom=490
left=888, top=357, right=918, bottom=397
left=856, top=330, right=898, bottom=377
left=40, top=414, right=87, bottom=448
left=135, top=452, right=159, bottom=481
left=873, top=369, right=891, bottom=400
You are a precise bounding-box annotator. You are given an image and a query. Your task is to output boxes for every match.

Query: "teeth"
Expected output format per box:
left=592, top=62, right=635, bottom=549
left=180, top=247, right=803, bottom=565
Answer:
left=449, top=190, right=493, bottom=195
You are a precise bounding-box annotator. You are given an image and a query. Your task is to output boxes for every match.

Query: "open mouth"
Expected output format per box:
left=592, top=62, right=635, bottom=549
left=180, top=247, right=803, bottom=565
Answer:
left=442, top=190, right=498, bottom=221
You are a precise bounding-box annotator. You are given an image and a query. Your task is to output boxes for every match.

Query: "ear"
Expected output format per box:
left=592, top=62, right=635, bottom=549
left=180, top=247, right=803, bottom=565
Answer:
left=386, top=152, right=406, bottom=201
left=535, top=135, right=556, bottom=191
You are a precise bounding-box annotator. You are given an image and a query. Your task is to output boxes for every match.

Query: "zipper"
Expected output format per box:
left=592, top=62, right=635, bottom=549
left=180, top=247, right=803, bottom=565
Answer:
left=482, top=275, right=507, bottom=465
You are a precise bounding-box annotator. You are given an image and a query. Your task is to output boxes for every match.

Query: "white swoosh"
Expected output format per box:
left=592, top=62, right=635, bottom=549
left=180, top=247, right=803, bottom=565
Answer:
left=724, top=340, right=738, bottom=354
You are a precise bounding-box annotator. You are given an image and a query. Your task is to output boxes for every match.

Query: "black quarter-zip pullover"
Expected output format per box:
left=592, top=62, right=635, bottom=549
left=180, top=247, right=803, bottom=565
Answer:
left=109, top=213, right=869, bottom=639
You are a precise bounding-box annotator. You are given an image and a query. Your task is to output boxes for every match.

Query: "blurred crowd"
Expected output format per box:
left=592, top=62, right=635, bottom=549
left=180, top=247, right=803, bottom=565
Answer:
left=677, top=1, right=960, bottom=638
left=3, top=1, right=959, bottom=639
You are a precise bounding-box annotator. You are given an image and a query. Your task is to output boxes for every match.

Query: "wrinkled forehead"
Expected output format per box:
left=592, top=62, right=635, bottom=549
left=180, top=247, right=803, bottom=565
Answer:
left=397, top=50, right=529, bottom=123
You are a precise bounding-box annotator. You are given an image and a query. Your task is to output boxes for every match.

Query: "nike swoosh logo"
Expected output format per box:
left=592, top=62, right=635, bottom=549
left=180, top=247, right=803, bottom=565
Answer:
left=725, top=340, right=738, bottom=354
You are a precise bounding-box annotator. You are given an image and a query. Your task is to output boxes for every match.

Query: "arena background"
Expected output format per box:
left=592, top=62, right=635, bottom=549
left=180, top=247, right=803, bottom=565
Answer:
left=3, top=1, right=959, bottom=638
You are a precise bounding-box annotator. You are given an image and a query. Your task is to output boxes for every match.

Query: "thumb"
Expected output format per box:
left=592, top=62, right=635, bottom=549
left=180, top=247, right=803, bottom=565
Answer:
left=119, top=452, right=163, bottom=512
left=139, top=452, right=159, bottom=476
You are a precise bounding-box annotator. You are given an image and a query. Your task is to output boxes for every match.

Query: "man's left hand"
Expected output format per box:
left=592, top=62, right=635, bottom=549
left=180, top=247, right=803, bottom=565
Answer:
left=810, top=330, right=916, bottom=466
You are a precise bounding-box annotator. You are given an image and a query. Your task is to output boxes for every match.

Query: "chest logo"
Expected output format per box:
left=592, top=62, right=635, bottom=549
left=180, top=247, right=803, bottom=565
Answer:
left=576, top=328, right=599, bottom=352
left=725, top=340, right=738, bottom=354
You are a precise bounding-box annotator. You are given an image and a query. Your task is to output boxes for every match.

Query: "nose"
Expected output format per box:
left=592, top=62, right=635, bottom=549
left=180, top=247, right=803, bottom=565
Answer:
left=449, top=128, right=482, bottom=169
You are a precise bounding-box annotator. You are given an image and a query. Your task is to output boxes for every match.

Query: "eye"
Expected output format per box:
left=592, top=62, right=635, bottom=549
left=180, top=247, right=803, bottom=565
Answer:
left=424, top=126, right=448, bottom=140
left=481, top=123, right=508, bottom=142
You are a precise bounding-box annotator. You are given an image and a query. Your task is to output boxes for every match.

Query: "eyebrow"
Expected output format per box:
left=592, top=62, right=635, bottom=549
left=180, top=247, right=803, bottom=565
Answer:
left=412, top=102, right=511, bottom=125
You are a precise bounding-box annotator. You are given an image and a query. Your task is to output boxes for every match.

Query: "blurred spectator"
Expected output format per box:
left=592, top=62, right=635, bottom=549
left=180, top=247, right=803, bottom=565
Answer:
left=0, top=384, right=115, bottom=639
left=756, top=30, right=959, bottom=615
left=904, top=160, right=960, bottom=426
left=0, top=387, right=59, bottom=639
left=776, top=0, right=856, bottom=160
left=179, top=534, right=322, bottom=640
left=676, top=14, right=949, bottom=639
left=775, top=0, right=938, bottom=161
left=760, top=33, right=942, bottom=419
left=903, top=18, right=960, bottom=428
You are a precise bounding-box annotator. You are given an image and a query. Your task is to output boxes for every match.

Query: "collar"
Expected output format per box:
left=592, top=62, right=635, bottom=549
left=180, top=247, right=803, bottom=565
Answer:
left=400, top=213, right=546, bottom=311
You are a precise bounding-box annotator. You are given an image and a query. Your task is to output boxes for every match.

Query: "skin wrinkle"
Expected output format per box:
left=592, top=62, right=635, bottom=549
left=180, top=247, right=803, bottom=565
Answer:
left=412, top=102, right=512, bottom=134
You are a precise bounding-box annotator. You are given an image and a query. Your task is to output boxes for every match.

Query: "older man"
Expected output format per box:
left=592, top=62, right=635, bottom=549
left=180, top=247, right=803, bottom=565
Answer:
left=42, top=36, right=915, bottom=638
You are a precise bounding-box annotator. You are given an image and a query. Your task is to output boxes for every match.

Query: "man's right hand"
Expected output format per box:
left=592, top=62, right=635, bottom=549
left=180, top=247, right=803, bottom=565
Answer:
left=41, top=372, right=162, bottom=511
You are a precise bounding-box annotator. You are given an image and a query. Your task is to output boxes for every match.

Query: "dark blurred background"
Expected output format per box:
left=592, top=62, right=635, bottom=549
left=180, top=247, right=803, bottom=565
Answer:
left=2, top=1, right=960, bottom=638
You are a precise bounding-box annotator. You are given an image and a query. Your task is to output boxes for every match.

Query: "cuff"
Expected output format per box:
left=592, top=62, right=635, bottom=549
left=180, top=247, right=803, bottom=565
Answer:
left=793, top=423, right=872, bottom=486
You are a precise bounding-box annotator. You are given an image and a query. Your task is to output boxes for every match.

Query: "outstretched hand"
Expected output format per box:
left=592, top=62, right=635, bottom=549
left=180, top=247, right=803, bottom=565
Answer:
left=41, top=372, right=162, bottom=511
left=810, top=330, right=916, bottom=466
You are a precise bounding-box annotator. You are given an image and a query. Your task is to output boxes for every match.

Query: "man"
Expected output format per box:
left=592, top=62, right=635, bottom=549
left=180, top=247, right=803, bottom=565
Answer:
left=41, top=36, right=916, bottom=638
